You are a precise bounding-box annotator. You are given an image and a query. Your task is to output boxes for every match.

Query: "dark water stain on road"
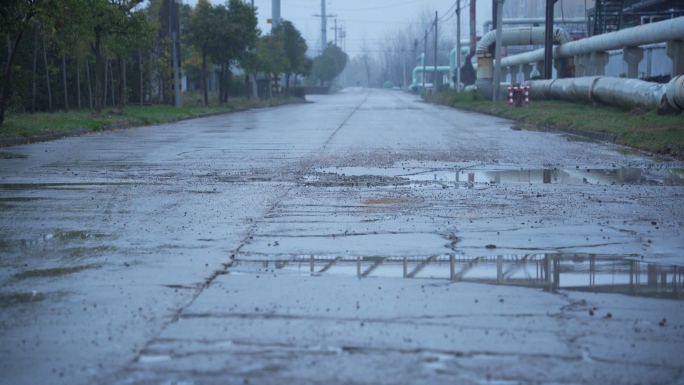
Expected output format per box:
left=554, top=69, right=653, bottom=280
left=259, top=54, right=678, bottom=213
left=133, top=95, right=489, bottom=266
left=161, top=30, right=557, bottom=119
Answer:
left=0, top=152, right=28, bottom=159
left=0, top=291, right=69, bottom=309
left=0, top=182, right=136, bottom=190
left=12, top=265, right=100, bottom=280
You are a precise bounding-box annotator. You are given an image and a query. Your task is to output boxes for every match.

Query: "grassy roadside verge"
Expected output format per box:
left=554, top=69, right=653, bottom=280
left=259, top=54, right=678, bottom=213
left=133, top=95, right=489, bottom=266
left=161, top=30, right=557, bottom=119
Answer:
left=0, top=97, right=304, bottom=142
left=424, top=91, right=684, bottom=160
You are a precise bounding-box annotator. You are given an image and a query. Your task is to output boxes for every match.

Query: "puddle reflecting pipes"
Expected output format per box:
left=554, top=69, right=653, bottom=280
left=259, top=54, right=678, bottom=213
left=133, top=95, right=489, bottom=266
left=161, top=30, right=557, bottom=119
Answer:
left=233, top=254, right=684, bottom=300
left=315, top=167, right=684, bottom=186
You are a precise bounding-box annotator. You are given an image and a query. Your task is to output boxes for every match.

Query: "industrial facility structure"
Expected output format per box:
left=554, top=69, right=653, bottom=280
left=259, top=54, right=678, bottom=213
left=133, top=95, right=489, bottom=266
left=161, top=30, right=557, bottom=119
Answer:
left=410, top=0, right=684, bottom=111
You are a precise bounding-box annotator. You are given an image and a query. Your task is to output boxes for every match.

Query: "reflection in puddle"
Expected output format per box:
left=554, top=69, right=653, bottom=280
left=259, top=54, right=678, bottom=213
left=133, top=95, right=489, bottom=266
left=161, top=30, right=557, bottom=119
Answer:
left=314, top=167, right=684, bottom=186
left=232, top=254, right=684, bottom=300
left=424, top=168, right=684, bottom=186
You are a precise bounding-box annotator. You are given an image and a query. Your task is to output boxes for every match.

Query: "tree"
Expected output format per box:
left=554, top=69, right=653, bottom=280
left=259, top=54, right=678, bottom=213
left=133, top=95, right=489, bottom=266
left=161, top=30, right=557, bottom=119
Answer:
left=106, top=5, right=153, bottom=111
left=310, top=43, right=347, bottom=86
left=210, top=0, right=259, bottom=103
left=311, top=54, right=338, bottom=86
left=294, top=57, right=312, bottom=88
left=323, top=43, right=348, bottom=77
left=0, top=0, right=43, bottom=125
left=272, top=21, right=307, bottom=95
left=184, top=0, right=219, bottom=106
left=254, top=33, right=287, bottom=84
left=68, top=0, right=151, bottom=114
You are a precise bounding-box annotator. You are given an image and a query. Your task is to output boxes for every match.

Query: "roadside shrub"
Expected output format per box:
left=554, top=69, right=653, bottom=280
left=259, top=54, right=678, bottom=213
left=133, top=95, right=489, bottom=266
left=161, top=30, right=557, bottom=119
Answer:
left=292, top=87, right=306, bottom=98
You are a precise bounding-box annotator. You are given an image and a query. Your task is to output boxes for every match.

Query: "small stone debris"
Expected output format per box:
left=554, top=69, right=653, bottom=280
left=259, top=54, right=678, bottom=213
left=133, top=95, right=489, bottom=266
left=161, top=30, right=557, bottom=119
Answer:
left=485, top=244, right=497, bottom=249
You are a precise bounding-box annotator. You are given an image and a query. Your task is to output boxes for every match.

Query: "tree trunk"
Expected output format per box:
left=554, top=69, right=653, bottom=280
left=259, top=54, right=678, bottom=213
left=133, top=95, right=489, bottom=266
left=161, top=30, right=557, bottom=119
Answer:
left=42, top=34, right=52, bottom=112
left=0, top=32, right=24, bottom=125
left=103, top=59, right=108, bottom=108
left=138, top=50, right=143, bottom=106
left=93, top=28, right=103, bottom=114
left=109, top=61, right=115, bottom=108
left=225, top=69, right=231, bottom=103
left=62, top=54, right=69, bottom=112
left=86, top=59, right=93, bottom=110
left=122, top=58, right=126, bottom=106
left=218, top=63, right=225, bottom=104
left=285, top=73, right=291, bottom=96
left=201, top=48, right=208, bottom=106
left=76, top=57, right=81, bottom=110
left=252, top=73, right=258, bottom=99
left=117, top=56, right=124, bottom=111
left=31, top=27, right=38, bottom=114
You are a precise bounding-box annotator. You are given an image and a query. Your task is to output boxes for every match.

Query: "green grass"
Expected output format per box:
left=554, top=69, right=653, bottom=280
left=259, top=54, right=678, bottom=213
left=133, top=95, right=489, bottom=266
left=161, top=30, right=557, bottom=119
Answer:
left=425, top=91, right=684, bottom=159
left=1, top=96, right=304, bottom=140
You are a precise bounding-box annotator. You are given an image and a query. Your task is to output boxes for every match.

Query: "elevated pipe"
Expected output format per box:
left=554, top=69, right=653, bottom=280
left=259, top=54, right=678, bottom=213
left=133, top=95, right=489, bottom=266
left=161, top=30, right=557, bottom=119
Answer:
left=483, top=17, right=587, bottom=33
left=502, top=16, right=684, bottom=67
left=524, top=74, right=684, bottom=111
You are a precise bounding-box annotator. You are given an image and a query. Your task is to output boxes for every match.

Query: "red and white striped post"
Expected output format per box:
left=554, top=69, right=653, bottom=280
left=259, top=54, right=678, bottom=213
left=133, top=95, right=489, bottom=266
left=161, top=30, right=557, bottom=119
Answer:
left=508, top=86, right=514, bottom=107
left=524, top=86, right=529, bottom=107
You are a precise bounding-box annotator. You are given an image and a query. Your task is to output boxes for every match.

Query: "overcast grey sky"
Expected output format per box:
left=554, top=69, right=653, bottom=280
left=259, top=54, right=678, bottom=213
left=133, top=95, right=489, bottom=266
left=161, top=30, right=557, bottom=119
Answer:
left=182, top=0, right=494, bottom=57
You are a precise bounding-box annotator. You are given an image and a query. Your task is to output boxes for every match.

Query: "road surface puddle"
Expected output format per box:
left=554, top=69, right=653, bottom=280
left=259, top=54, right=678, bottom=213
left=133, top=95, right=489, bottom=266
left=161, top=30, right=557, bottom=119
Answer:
left=231, top=254, right=683, bottom=300
left=312, top=167, right=684, bottom=186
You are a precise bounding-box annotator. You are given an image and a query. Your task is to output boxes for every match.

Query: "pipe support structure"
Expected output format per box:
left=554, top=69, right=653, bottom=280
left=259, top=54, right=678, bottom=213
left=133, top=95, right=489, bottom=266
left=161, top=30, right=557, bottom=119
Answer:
left=476, top=27, right=572, bottom=99
left=666, top=40, right=684, bottom=77
left=623, top=47, right=644, bottom=79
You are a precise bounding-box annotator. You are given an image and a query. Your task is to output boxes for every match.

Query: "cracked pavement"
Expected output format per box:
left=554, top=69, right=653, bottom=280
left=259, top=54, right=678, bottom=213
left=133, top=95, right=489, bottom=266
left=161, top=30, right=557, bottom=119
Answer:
left=1, top=88, right=683, bottom=384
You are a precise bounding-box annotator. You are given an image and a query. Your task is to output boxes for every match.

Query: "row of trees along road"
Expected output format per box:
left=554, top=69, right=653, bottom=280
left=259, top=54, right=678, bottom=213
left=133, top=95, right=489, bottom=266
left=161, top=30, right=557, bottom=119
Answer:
left=0, top=0, right=336, bottom=127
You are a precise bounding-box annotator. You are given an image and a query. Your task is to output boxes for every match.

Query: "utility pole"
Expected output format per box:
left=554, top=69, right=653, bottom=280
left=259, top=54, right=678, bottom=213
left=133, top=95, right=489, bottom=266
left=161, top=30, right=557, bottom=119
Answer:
left=339, top=23, right=346, bottom=51
left=456, top=0, right=461, bottom=92
left=322, top=0, right=326, bottom=51
left=402, top=48, right=407, bottom=89
left=434, top=11, right=438, bottom=90
left=250, top=0, right=257, bottom=98
left=313, top=1, right=336, bottom=54
left=544, top=0, right=559, bottom=79
left=492, top=0, right=504, bottom=101
left=171, top=0, right=182, bottom=108
left=272, top=0, right=281, bottom=30
left=331, top=18, right=339, bottom=46
left=422, top=30, right=427, bottom=90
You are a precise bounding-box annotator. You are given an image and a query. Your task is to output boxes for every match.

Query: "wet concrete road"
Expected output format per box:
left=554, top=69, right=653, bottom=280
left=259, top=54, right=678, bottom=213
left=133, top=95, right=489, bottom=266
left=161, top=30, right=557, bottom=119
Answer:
left=1, top=88, right=684, bottom=385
